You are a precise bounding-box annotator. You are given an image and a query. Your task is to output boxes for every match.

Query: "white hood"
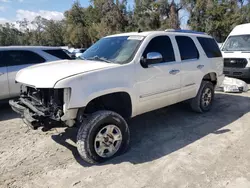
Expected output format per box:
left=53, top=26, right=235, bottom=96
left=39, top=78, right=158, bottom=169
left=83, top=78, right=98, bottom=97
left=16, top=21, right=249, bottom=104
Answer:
left=16, top=60, right=118, bottom=88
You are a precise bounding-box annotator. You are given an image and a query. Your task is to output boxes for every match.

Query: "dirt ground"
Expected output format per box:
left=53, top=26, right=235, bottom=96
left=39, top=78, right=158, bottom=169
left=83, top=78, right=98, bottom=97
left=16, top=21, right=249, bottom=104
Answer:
left=1, top=89, right=250, bottom=188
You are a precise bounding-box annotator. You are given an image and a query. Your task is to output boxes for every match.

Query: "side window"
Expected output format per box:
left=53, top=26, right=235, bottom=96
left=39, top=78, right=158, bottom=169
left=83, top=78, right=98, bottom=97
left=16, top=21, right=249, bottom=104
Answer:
left=3, top=50, right=45, bottom=66
left=43, top=49, right=71, bottom=59
left=197, top=37, right=222, bottom=58
left=0, top=51, right=6, bottom=67
left=176, top=36, right=199, bottom=60
left=143, top=36, right=175, bottom=63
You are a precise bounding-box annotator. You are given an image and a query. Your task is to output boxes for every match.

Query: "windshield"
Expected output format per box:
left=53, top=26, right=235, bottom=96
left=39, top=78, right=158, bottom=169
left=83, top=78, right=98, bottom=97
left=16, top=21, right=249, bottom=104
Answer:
left=222, top=35, right=250, bottom=51
left=80, top=36, right=144, bottom=64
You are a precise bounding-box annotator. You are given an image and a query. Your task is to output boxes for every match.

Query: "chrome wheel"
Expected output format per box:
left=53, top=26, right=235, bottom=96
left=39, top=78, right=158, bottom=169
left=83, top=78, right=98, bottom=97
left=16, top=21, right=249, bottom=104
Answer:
left=94, top=125, right=122, bottom=158
left=202, top=88, right=212, bottom=107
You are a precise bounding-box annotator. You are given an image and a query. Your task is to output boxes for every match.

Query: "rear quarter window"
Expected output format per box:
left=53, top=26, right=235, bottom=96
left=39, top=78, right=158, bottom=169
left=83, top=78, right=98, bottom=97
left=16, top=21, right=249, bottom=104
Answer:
left=197, top=37, right=222, bottom=58
left=43, top=49, right=71, bottom=59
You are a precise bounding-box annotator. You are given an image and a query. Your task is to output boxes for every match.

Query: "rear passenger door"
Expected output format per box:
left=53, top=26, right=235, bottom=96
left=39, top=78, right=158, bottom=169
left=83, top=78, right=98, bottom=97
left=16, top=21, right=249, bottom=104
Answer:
left=4, top=50, right=46, bottom=97
left=0, top=51, right=10, bottom=100
left=175, top=36, right=201, bottom=101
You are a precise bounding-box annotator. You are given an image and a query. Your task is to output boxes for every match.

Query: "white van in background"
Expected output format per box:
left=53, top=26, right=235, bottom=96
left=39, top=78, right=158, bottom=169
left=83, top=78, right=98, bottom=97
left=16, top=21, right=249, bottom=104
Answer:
left=221, top=23, right=250, bottom=79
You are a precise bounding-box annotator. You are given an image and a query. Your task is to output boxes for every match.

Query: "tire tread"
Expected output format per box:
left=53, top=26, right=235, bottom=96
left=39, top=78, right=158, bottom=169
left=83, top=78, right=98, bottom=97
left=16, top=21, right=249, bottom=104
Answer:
left=190, top=81, right=214, bottom=113
left=77, top=110, right=129, bottom=164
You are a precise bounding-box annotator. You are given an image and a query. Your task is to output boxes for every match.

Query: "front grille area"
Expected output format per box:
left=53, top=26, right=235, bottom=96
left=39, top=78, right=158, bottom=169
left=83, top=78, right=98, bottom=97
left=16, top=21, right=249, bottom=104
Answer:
left=224, top=58, right=248, bottom=68
left=20, top=86, right=64, bottom=119
left=24, top=87, right=63, bottom=107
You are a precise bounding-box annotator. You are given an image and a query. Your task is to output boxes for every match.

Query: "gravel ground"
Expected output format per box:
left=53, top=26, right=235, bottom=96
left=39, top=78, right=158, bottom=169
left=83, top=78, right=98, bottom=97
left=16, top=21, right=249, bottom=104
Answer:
left=1, top=90, right=250, bottom=188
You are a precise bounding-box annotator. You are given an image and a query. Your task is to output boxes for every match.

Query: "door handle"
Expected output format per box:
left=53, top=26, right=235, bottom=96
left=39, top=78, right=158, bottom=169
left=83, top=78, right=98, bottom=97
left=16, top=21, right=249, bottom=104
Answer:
left=0, top=72, right=4, bottom=76
left=197, top=65, right=204, bottom=69
left=169, top=70, right=180, bottom=75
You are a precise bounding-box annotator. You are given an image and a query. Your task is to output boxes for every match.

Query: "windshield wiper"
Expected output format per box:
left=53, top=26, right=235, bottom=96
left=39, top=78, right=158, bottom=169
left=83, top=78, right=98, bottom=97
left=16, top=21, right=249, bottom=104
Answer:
left=84, top=56, right=113, bottom=63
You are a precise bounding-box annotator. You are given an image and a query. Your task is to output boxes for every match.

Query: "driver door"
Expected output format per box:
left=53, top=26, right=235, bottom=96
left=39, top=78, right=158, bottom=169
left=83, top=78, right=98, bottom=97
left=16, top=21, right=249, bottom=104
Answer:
left=135, top=35, right=181, bottom=115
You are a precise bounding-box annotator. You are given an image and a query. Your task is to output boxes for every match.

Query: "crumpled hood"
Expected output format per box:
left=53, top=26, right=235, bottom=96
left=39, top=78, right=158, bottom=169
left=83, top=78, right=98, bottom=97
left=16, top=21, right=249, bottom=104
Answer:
left=16, top=59, right=118, bottom=88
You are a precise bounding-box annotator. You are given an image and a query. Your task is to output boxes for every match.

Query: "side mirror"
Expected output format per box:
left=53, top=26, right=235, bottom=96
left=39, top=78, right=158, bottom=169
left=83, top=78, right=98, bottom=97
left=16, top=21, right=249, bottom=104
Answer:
left=147, top=52, right=163, bottom=64
left=140, top=52, right=163, bottom=68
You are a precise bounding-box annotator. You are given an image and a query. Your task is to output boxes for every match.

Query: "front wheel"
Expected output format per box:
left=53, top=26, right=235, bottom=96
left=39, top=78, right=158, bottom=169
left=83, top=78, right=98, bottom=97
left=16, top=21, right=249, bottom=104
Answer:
left=190, top=81, right=215, bottom=113
left=76, top=110, right=130, bottom=164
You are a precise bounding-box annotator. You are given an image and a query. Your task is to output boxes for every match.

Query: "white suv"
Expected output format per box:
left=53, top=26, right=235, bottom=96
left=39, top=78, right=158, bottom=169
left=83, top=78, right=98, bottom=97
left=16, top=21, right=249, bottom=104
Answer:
left=10, top=30, right=224, bottom=164
left=0, top=46, right=71, bottom=100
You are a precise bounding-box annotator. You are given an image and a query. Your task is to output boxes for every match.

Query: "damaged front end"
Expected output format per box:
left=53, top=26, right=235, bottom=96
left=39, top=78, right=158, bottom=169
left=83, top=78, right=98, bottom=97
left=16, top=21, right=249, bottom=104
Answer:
left=9, top=86, right=75, bottom=131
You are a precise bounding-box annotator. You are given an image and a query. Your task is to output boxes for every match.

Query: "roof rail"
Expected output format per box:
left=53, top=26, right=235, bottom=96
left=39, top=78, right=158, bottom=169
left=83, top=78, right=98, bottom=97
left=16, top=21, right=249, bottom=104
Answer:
left=165, top=29, right=207, bottom=35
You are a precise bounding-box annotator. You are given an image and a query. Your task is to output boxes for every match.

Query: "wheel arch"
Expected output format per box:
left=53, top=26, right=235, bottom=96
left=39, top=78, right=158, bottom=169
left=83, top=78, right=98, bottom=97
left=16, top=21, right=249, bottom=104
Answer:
left=81, top=91, right=134, bottom=119
left=203, top=72, right=217, bottom=86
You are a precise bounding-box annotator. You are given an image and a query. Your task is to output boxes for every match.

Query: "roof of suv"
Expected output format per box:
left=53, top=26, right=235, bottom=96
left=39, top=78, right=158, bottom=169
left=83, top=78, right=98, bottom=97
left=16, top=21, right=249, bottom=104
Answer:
left=0, top=46, right=62, bottom=50
left=107, top=30, right=212, bottom=38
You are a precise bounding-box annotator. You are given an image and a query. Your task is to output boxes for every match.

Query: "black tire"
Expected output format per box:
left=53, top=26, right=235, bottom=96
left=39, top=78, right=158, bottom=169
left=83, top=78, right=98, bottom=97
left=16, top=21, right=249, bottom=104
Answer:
left=190, top=81, right=215, bottom=113
left=76, top=110, right=130, bottom=164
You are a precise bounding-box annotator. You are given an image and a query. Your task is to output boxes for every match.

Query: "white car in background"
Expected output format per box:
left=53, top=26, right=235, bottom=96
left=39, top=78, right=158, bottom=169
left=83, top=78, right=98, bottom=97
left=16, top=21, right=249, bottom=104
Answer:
left=0, top=46, right=72, bottom=100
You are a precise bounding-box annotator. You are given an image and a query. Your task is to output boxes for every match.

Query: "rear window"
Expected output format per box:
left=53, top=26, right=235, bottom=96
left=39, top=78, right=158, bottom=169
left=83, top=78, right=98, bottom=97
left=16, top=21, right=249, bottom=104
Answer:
left=176, top=36, right=199, bottom=60
left=44, top=49, right=71, bottom=59
left=197, top=37, right=222, bottom=58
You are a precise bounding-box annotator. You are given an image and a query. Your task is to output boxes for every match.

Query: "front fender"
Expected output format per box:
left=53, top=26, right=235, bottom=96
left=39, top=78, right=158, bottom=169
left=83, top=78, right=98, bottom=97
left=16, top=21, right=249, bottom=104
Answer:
left=54, top=65, right=137, bottom=116
left=70, top=87, right=136, bottom=114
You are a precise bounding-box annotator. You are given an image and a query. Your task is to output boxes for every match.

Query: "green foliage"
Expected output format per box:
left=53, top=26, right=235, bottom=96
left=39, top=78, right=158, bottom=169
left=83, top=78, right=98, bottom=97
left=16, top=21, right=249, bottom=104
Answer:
left=1, top=0, right=250, bottom=46
left=0, top=23, right=23, bottom=45
left=182, top=0, right=250, bottom=42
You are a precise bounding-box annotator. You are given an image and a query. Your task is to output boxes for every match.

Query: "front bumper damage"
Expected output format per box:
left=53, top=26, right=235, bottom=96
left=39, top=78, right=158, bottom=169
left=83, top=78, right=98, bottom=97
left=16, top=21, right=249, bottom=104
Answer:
left=9, top=98, right=64, bottom=130
left=9, top=86, right=77, bottom=131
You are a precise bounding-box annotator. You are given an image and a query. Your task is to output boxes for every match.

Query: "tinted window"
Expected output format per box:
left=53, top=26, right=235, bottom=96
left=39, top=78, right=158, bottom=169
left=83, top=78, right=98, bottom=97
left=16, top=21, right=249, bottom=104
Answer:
left=176, top=36, right=199, bottom=60
left=0, top=52, right=6, bottom=67
left=143, top=36, right=175, bottom=63
left=197, top=37, right=222, bottom=57
left=2, top=50, right=45, bottom=66
left=44, top=49, right=71, bottom=59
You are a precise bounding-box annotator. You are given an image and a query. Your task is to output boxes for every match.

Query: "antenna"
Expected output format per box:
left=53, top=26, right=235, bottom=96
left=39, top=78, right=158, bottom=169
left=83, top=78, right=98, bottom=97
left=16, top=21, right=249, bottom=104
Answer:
left=138, top=28, right=142, bottom=33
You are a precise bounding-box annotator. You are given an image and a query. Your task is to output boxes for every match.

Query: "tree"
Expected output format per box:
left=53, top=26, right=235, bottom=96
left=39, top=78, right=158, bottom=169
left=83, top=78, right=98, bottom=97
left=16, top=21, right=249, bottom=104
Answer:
left=89, top=0, right=129, bottom=37
left=3, top=0, right=250, bottom=46
left=64, top=1, right=90, bottom=47
left=0, top=23, right=23, bottom=45
left=182, top=0, right=250, bottom=42
left=41, top=19, right=65, bottom=46
left=133, top=0, right=161, bottom=30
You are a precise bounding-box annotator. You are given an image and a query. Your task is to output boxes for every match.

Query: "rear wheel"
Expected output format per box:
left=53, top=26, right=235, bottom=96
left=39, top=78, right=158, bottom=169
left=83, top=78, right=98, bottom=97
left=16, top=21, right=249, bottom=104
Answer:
left=190, top=81, right=215, bottom=113
left=76, top=110, right=130, bottom=164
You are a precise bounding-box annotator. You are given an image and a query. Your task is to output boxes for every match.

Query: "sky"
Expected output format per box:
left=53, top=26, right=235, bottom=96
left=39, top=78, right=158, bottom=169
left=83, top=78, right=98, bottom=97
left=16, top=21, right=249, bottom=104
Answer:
left=0, top=0, right=188, bottom=28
